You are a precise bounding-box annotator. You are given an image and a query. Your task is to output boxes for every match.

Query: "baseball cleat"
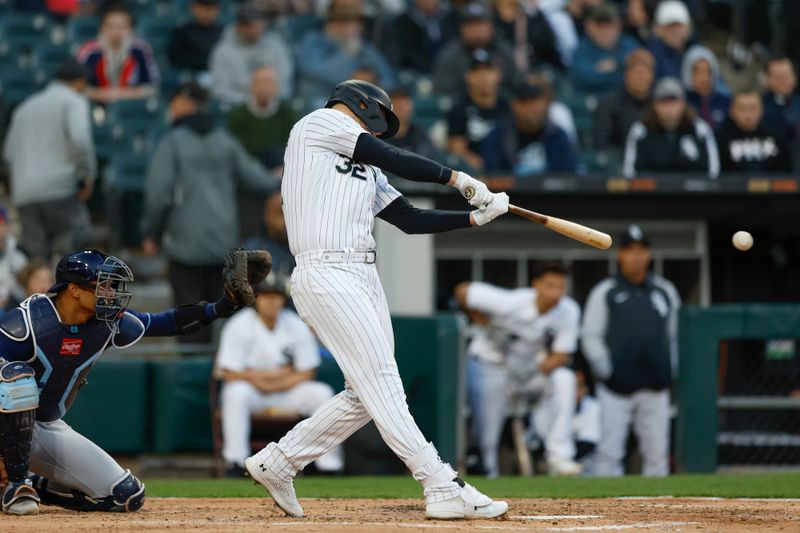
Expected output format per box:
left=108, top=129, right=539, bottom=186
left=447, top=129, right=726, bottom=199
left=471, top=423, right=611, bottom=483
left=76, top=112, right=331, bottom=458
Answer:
left=245, top=454, right=304, bottom=518
left=547, top=457, right=582, bottom=477
left=426, top=478, right=508, bottom=520
left=2, top=479, right=41, bottom=515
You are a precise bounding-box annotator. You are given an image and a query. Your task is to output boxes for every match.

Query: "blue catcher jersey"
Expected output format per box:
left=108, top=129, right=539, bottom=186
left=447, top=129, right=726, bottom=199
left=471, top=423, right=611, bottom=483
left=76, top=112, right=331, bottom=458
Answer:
left=4, top=295, right=145, bottom=422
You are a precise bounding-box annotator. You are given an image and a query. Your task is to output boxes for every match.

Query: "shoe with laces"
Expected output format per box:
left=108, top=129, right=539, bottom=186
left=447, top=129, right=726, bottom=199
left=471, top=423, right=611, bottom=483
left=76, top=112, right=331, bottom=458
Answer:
left=425, top=478, right=508, bottom=520
left=2, top=479, right=40, bottom=515
left=245, top=453, right=303, bottom=518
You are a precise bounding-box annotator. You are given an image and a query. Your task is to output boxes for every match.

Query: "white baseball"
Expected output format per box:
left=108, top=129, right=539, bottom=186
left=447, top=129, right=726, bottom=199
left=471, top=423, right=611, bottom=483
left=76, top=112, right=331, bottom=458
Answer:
left=732, top=231, right=753, bottom=251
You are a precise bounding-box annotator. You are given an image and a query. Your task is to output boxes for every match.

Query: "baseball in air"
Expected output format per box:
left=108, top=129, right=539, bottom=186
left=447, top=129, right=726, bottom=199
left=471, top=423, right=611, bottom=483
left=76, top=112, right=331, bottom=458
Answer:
left=732, top=231, right=753, bottom=251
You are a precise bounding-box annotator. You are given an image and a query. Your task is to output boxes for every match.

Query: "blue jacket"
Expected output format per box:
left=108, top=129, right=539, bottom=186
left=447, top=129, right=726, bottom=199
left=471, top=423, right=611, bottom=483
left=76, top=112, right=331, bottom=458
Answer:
left=762, top=91, right=800, bottom=139
left=570, top=35, right=639, bottom=93
left=647, top=37, right=689, bottom=79
left=482, top=118, right=577, bottom=175
left=686, top=90, right=730, bottom=130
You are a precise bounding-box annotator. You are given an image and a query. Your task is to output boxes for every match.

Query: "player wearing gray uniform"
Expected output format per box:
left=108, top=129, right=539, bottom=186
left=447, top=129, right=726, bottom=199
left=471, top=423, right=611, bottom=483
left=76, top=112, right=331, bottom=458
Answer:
left=245, top=80, right=509, bottom=520
left=581, top=225, right=680, bottom=477
left=456, top=264, right=582, bottom=477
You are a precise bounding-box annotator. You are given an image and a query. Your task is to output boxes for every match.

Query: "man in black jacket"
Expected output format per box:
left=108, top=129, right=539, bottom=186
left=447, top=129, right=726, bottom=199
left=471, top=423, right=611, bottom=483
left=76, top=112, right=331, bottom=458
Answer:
left=381, top=0, right=457, bottom=74
left=717, top=90, right=793, bottom=174
left=581, top=225, right=681, bottom=477
left=167, top=0, right=224, bottom=72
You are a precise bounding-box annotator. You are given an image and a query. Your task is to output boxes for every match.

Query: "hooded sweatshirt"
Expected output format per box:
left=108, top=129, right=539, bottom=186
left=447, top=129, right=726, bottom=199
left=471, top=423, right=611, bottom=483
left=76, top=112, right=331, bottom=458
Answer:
left=208, top=26, right=294, bottom=105
left=142, top=112, right=278, bottom=265
left=681, top=45, right=729, bottom=130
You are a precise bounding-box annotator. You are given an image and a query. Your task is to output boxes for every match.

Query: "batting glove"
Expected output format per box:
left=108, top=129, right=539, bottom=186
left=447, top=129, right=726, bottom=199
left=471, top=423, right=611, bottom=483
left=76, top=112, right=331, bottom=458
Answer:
left=472, top=192, right=509, bottom=226
left=452, top=171, right=492, bottom=207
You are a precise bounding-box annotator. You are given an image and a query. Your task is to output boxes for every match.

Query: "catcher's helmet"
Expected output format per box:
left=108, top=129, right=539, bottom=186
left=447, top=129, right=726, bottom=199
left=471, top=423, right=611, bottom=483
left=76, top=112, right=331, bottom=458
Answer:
left=325, top=80, right=399, bottom=139
left=49, top=250, right=134, bottom=330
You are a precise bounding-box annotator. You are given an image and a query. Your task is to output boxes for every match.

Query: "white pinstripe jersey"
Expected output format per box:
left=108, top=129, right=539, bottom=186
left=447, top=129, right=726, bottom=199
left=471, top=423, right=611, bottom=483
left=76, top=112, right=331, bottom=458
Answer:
left=281, top=108, right=402, bottom=255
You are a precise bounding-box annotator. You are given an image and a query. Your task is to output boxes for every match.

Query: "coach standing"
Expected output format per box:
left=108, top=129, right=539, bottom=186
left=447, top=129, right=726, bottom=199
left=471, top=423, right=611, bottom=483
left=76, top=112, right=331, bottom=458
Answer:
left=581, top=225, right=680, bottom=477
left=2, top=59, right=95, bottom=261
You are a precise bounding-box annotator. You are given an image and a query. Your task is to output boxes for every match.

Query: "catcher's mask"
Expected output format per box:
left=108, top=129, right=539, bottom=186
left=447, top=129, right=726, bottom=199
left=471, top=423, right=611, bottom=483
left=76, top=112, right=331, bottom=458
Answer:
left=325, top=79, right=399, bottom=139
left=50, top=250, right=134, bottom=332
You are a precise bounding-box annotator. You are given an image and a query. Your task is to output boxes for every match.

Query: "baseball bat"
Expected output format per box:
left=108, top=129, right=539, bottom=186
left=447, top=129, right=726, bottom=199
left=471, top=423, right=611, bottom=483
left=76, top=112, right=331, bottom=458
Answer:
left=508, top=204, right=613, bottom=250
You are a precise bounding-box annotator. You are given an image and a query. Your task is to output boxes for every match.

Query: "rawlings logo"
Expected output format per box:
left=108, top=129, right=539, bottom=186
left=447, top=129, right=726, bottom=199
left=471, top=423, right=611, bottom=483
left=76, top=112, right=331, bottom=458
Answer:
left=60, top=338, right=83, bottom=356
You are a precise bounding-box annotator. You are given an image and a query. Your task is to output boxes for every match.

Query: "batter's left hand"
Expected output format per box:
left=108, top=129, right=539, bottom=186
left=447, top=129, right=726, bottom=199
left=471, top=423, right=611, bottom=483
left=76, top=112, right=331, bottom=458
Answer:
left=471, top=192, right=509, bottom=226
left=451, top=171, right=492, bottom=207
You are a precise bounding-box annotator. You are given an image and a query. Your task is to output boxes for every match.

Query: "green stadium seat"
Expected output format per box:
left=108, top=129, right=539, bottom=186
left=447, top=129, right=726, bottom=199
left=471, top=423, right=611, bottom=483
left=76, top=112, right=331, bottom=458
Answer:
left=105, top=98, right=164, bottom=136
left=107, top=153, right=148, bottom=192
left=67, top=16, right=100, bottom=50
left=0, top=67, right=43, bottom=105
left=0, top=12, right=54, bottom=52
left=138, top=17, right=177, bottom=54
left=578, top=149, right=622, bottom=175
left=31, top=43, right=71, bottom=77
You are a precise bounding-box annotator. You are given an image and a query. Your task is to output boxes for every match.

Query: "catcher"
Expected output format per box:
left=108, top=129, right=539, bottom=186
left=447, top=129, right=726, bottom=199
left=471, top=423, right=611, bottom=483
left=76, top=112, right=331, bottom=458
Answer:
left=0, top=248, right=270, bottom=515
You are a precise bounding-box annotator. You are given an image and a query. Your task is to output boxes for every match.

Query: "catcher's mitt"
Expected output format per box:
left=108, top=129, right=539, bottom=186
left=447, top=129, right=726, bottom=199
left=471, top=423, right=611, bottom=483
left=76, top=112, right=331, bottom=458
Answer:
left=223, top=248, right=272, bottom=308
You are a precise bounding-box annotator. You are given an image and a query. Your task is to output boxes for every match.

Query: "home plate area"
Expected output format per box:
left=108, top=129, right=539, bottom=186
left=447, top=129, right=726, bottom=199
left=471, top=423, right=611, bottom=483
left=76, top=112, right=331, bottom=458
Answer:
left=3, top=497, right=800, bottom=532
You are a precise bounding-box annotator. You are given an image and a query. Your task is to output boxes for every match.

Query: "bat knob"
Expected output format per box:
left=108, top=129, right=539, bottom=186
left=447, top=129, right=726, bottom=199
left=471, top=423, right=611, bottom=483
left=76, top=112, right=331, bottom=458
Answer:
left=463, top=186, right=475, bottom=200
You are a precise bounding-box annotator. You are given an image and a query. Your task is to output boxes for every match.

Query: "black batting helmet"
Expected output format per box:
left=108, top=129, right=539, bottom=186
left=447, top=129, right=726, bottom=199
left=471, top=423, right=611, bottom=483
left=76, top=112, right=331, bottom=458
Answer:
left=325, top=80, right=399, bottom=139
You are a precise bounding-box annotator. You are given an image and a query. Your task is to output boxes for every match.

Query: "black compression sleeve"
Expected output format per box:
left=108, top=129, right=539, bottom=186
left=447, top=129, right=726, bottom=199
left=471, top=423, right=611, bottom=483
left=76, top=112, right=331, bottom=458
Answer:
left=353, top=133, right=452, bottom=184
left=377, top=196, right=472, bottom=234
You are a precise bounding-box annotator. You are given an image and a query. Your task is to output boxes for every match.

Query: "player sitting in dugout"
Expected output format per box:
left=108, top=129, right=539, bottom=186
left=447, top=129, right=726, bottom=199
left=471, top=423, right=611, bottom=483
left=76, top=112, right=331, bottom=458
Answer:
left=0, top=248, right=269, bottom=515
left=215, top=275, right=343, bottom=477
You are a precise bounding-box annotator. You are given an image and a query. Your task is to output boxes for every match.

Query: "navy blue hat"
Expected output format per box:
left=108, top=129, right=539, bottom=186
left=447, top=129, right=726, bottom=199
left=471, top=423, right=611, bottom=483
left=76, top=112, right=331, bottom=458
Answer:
left=49, top=250, right=110, bottom=294
left=619, top=224, right=651, bottom=248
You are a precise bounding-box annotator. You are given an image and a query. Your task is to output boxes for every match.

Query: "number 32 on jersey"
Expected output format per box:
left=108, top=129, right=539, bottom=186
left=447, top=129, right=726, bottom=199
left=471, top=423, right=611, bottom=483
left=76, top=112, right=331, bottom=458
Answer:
left=335, top=156, right=370, bottom=181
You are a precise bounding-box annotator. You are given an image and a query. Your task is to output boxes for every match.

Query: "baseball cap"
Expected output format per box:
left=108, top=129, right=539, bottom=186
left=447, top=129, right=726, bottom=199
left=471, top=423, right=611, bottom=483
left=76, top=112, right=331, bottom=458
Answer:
left=655, top=0, right=691, bottom=26
left=254, top=272, right=288, bottom=296
left=236, top=3, right=262, bottom=23
left=468, top=48, right=495, bottom=70
left=514, top=80, right=547, bottom=100
left=653, top=77, right=685, bottom=101
left=460, top=2, right=491, bottom=23
left=169, top=81, right=210, bottom=105
left=586, top=3, right=618, bottom=23
left=619, top=224, right=651, bottom=248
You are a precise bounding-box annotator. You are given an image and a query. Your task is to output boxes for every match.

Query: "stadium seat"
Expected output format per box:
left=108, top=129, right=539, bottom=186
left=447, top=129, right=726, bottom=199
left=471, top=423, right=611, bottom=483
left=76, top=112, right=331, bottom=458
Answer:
left=66, top=16, right=100, bottom=50
left=31, top=43, right=71, bottom=77
left=578, top=149, right=622, bottom=175
left=0, top=67, right=44, bottom=105
left=0, top=12, right=54, bottom=52
left=105, top=98, right=164, bottom=137
left=138, top=17, right=178, bottom=55
left=107, top=153, right=148, bottom=192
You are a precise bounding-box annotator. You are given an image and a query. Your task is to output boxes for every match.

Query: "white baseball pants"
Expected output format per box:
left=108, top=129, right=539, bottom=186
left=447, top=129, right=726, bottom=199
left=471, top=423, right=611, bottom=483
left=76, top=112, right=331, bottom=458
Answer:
left=594, top=384, right=670, bottom=477
left=221, top=379, right=343, bottom=471
left=257, top=260, right=460, bottom=502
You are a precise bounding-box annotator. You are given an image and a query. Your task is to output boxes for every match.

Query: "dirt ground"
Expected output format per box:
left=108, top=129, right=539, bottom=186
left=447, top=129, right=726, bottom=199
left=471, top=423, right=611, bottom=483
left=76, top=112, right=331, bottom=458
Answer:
left=3, top=497, right=800, bottom=532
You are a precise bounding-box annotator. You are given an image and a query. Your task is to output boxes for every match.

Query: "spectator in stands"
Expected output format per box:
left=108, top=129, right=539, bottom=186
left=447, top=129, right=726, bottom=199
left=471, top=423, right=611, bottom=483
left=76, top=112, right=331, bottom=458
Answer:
left=761, top=57, right=800, bottom=139
left=142, top=82, right=278, bottom=344
left=446, top=49, right=510, bottom=172
left=216, top=276, right=343, bottom=477
left=384, top=86, right=439, bottom=161
left=581, top=225, right=680, bottom=477
left=492, top=0, right=563, bottom=72
left=647, top=0, right=693, bottom=80
left=623, top=77, right=719, bottom=178
left=0, top=207, right=27, bottom=310
left=623, top=0, right=654, bottom=45
left=209, top=3, right=294, bottom=105
left=681, top=45, right=729, bottom=131
left=381, top=0, right=457, bottom=74
left=227, top=65, right=295, bottom=238
left=716, top=90, right=792, bottom=174
left=77, top=4, right=160, bottom=104
left=227, top=65, right=295, bottom=171
left=167, top=0, right=224, bottom=73
left=243, top=191, right=295, bottom=279
left=456, top=263, right=583, bottom=477
left=593, top=48, right=655, bottom=150
left=483, top=80, right=577, bottom=175
left=432, top=2, right=517, bottom=95
left=570, top=3, right=638, bottom=94
left=536, top=0, right=584, bottom=68
left=2, top=59, right=94, bottom=261
left=5, top=258, right=52, bottom=312
left=296, top=0, right=397, bottom=110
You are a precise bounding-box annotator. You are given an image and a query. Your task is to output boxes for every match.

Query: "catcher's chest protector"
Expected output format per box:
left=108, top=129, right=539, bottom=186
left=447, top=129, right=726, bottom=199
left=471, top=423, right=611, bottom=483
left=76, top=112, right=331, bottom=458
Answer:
left=23, top=296, right=115, bottom=422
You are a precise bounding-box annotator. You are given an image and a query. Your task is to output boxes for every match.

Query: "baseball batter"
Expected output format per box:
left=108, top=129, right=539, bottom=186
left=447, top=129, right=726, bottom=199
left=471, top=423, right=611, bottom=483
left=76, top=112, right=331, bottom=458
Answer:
left=245, top=80, right=509, bottom=520
left=0, top=249, right=268, bottom=515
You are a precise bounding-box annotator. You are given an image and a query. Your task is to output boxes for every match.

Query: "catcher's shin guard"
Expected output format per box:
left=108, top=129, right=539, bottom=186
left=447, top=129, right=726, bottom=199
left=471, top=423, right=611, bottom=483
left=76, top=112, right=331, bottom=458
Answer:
left=0, top=362, right=39, bottom=484
left=31, top=470, right=145, bottom=512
